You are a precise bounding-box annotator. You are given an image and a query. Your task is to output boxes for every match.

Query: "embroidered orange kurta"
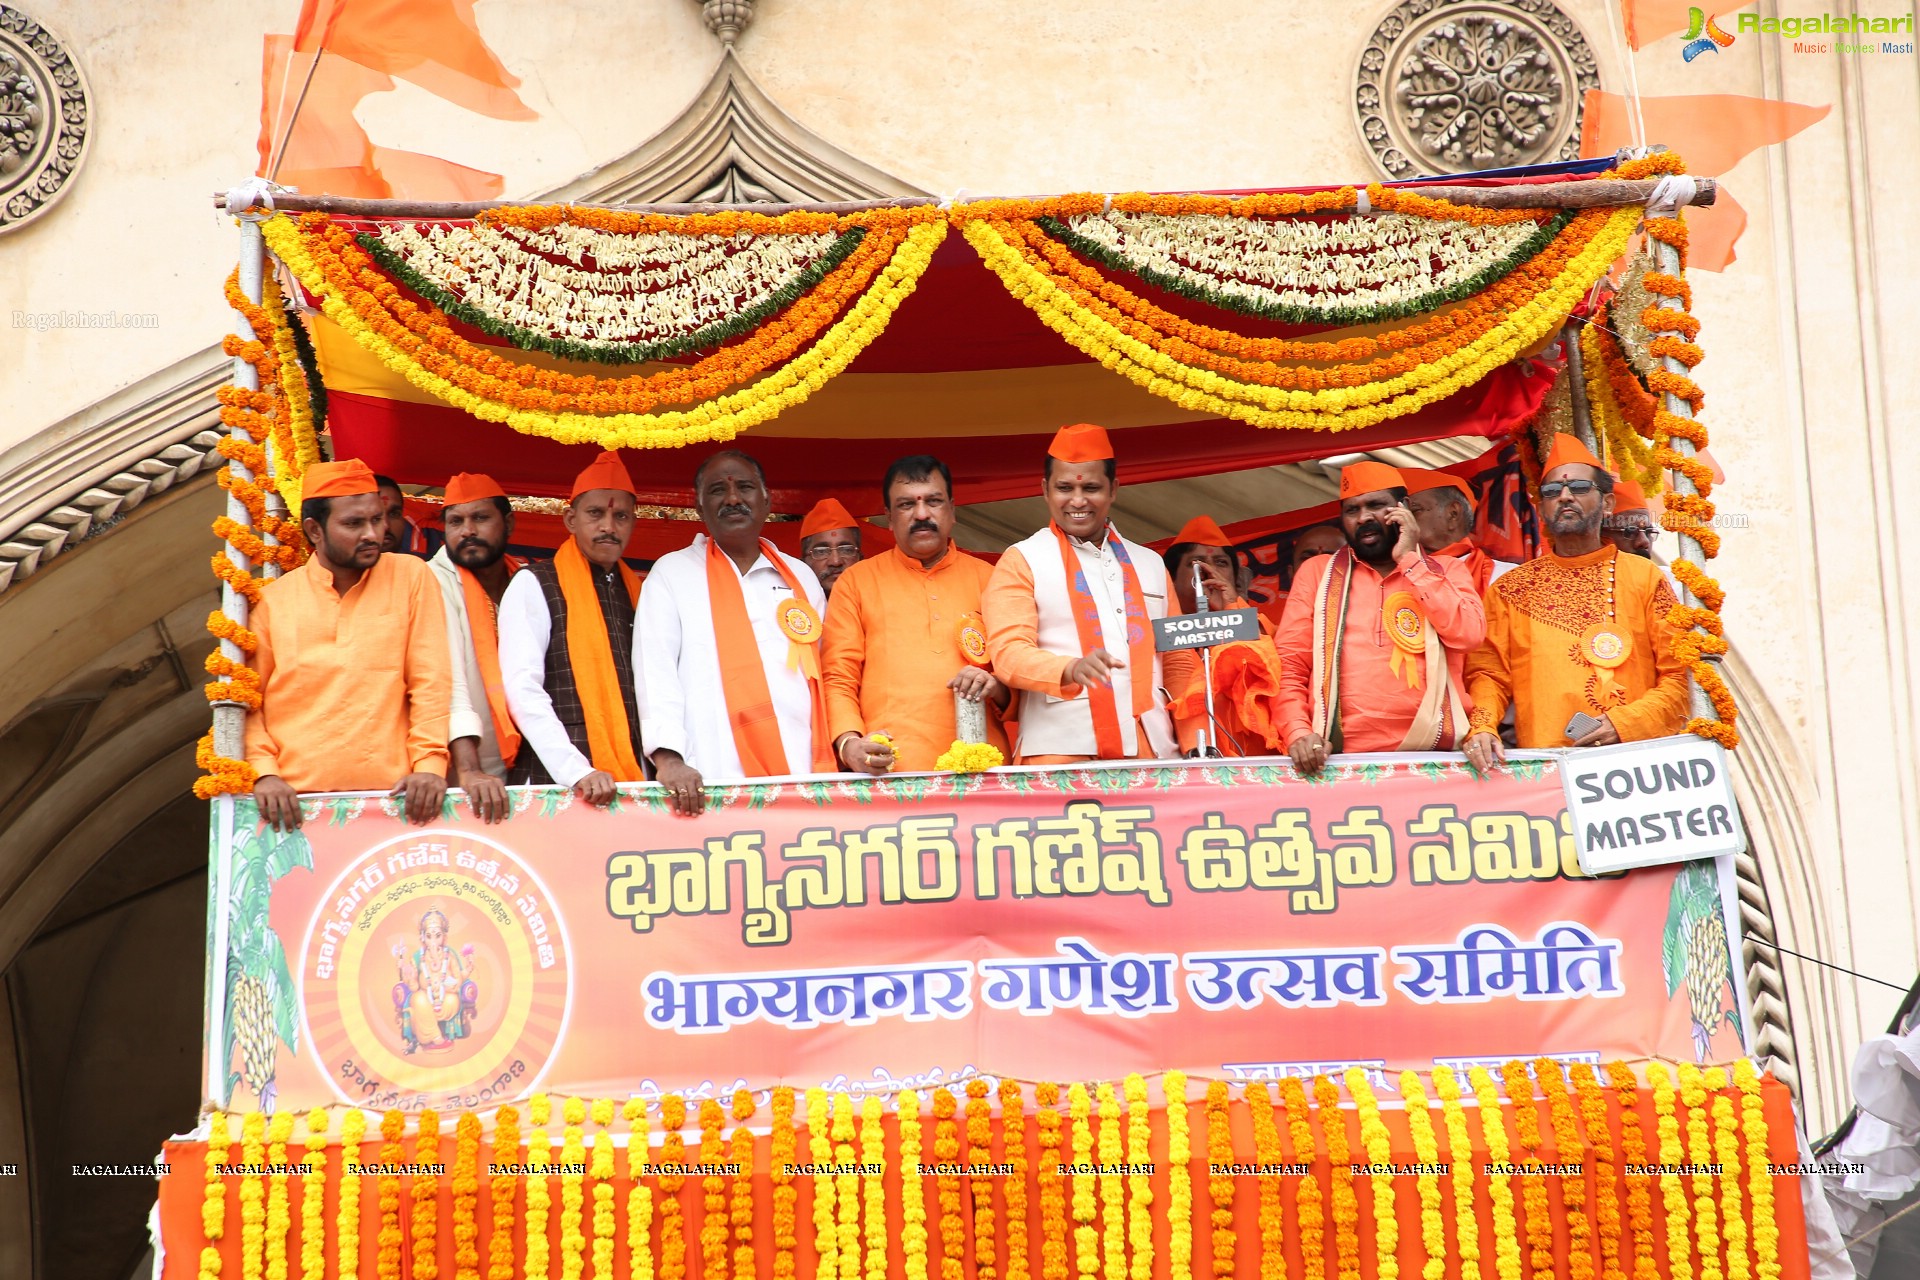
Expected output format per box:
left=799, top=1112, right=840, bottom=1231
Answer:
left=1465, top=544, right=1689, bottom=747
left=821, top=544, right=1010, bottom=773
left=244, top=552, right=453, bottom=792
left=1274, top=552, right=1485, bottom=753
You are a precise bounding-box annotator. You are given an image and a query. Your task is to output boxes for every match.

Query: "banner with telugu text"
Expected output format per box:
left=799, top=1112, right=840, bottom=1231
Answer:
left=207, top=754, right=1749, bottom=1116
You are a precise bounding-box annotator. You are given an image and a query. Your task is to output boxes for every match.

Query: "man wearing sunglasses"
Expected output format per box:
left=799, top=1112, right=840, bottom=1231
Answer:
left=1462, top=435, right=1690, bottom=771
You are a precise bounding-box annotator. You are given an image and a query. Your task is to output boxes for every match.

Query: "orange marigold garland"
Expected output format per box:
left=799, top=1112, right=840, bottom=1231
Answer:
left=1278, top=1078, right=1327, bottom=1280
left=1572, top=1066, right=1627, bottom=1280
left=592, top=1099, right=619, bottom=1280
left=658, top=1096, right=688, bottom=1280
left=935, top=1088, right=968, bottom=1280
left=487, top=1105, right=520, bottom=1280
left=969, top=1079, right=1000, bottom=1280
left=1500, top=1062, right=1553, bottom=1280
left=1002, top=1080, right=1032, bottom=1280
left=1430, top=1068, right=1481, bottom=1280
left=700, top=1099, right=731, bottom=1280
left=1037, top=1084, right=1074, bottom=1280
left=452, top=1112, right=483, bottom=1280
left=731, top=1091, right=758, bottom=1280
left=376, top=1110, right=405, bottom=1280
left=413, top=1108, right=442, bottom=1280
left=1204, top=1082, right=1235, bottom=1280
left=1313, top=1076, right=1361, bottom=1280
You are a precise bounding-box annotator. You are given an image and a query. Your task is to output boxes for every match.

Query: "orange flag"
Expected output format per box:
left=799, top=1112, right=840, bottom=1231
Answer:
left=1579, top=91, right=1830, bottom=270
left=259, top=34, right=505, bottom=200
left=294, top=0, right=534, bottom=121
left=1620, top=1, right=1756, bottom=50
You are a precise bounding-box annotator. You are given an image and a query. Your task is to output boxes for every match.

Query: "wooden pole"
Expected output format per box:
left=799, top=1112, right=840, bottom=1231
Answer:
left=211, top=176, right=1716, bottom=219
left=1562, top=321, right=1599, bottom=455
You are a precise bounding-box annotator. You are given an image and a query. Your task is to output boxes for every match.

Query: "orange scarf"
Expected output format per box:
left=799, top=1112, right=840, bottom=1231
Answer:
left=705, top=538, right=832, bottom=776
left=456, top=555, right=526, bottom=768
left=1438, top=538, right=1498, bottom=595
left=1052, top=523, right=1153, bottom=760
left=553, top=538, right=644, bottom=781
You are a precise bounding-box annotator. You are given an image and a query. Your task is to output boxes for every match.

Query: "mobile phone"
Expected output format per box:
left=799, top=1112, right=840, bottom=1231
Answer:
left=1565, top=712, right=1602, bottom=740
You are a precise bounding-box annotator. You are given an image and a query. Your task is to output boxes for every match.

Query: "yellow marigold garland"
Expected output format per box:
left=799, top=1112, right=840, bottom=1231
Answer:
left=487, top=1105, right=520, bottom=1280
left=700, top=1099, right=731, bottom=1280
left=1313, top=1075, right=1361, bottom=1280
left=560, top=1098, right=588, bottom=1280
left=935, top=1088, right=967, bottom=1280
left=831, top=1092, right=860, bottom=1280
left=1163, top=1074, right=1193, bottom=1280
left=1398, top=1073, right=1445, bottom=1280
left=263, top=214, right=947, bottom=450
left=860, top=1095, right=888, bottom=1280
left=265, top=1110, right=294, bottom=1280
left=239, top=1111, right=267, bottom=1280
left=937, top=741, right=1005, bottom=773
left=1430, top=1068, right=1481, bottom=1280
left=452, top=1112, right=483, bottom=1280
left=1069, top=1084, right=1100, bottom=1280
left=1247, top=1082, right=1286, bottom=1280
left=733, top=1090, right=759, bottom=1280
left=1038, top=1083, right=1074, bottom=1280
left=202, top=1110, right=232, bottom=1280
left=658, top=1095, right=688, bottom=1280
left=414, top=1108, right=442, bottom=1280
left=1468, top=1069, right=1523, bottom=1280
left=299, top=1109, right=327, bottom=1280
left=338, top=1110, right=366, bottom=1280
left=1734, top=1062, right=1782, bottom=1280
left=1002, top=1080, right=1032, bottom=1280
left=769, top=1089, right=796, bottom=1280
left=1347, top=1069, right=1399, bottom=1280
left=1098, top=1082, right=1127, bottom=1280
left=1537, top=1060, right=1592, bottom=1280
left=624, top=1098, right=655, bottom=1280
left=1708, top=1073, right=1749, bottom=1280
left=375, top=1110, right=404, bottom=1280
left=1278, top=1078, right=1326, bottom=1280
left=1646, top=1066, right=1693, bottom=1280
left=593, top=1099, right=619, bottom=1280
left=1124, top=1078, right=1153, bottom=1280
left=1678, top=1065, right=1723, bottom=1280
left=1572, top=1066, right=1626, bottom=1280
left=1583, top=325, right=1661, bottom=492
left=807, top=1089, right=839, bottom=1280
left=528, top=1094, right=556, bottom=1280
left=1499, top=1062, right=1553, bottom=1280
left=969, top=1079, right=1000, bottom=1280
left=1204, top=1082, right=1235, bottom=1280
left=900, top=1089, right=931, bottom=1280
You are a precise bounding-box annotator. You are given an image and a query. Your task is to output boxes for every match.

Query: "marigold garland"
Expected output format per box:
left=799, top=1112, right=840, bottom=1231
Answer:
left=1313, top=1076, right=1361, bottom=1280
left=860, top=1095, right=888, bottom=1280
left=1430, top=1069, right=1481, bottom=1280
left=700, top=1099, right=731, bottom=1280
left=968, top=1079, right=1001, bottom=1280
left=265, top=1111, right=294, bottom=1280
left=935, top=1088, right=967, bottom=1280
left=528, top=1094, right=557, bottom=1280
left=560, top=1098, right=588, bottom=1280
left=1499, top=1062, right=1553, bottom=1280
left=1247, top=1083, right=1285, bottom=1280
left=338, top=1110, right=366, bottom=1280
left=732, top=1090, right=758, bottom=1280
left=658, top=1096, right=688, bottom=1280
left=1038, top=1083, right=1074, bottom=1280
left=298, top=1109, right=326, bottom=1280
left=1347, top=1069, right=1400, bottom=1280
left=1122, top=1078, right=1152, bottom=1280
left=1733, top=1062, right=1782, bottom=1280
left=1002, top=1080, right=1032, bottom=1280
left=1677, top=1065, right=1723, bottom=1280
left=452, top=1112, right=483, bottom=1280
left=239, top=1111, right=267, bottom=1280
left=593, top=1099, right=620, bottom=1280
left=1537, top=1060, right=1592, bottom=1280
left=1707, top=1073, right=1749, bottom=1280
left=1398, top=1072, right=1445, bottom=1280
left=1469, top=1069, right=1523, bottom=1280
left=1162, top=1075, right=1193, bottom=1280
left=1646, top=1066, right=1693, bottom=1280
left=831, top=1092, right=861, bottom=1280
left=1097, top=1083, right=1127, bottom=1280
left=376, top=1110, right=405, bottom=1280
left=807, top=1089, right=839, bottom=1280
left=1278, top=1078, right=1327, bottom=1280
left=1069, top=1084, right=1100, bottom=1280
left=1572, top=1066, right=1627, bottom=1280
left=202, top=1110, right=232, bottom=1280
left=1204, top=1082, right=1235, bottom=1280
left=487, top=1105, right=520, bottom=1280
left=625, top=1098, right=655, bottom=1280
left=900, top=1090, right=931, bottom=1280
left=936, top=741, right=1005, bottom=773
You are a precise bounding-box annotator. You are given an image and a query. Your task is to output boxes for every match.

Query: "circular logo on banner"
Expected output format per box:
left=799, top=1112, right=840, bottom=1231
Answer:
left=1381, top=592, right=1427, bottom=653
left=1580, top=623, right=1631, bottom=668
left=300, top=831, right=572, bottom=1109
left=777, top=596, right=821, bottom=645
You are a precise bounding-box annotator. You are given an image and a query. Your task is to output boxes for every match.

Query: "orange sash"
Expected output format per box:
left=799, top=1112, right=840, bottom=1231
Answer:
left=1437, top=538, right=1497, bottom=595
left=457, top=555, right=526, bottom=768
left=706, top=538, right=833, bottom=776
left=553, top=538, right=644, bottom=781
left=1052, top=523, right=1153, bottom=760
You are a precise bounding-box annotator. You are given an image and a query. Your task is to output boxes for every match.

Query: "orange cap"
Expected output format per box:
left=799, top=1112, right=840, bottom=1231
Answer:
left=1338, top=460, right=1406, bottom=499
left=1540, top=433, right=1604, bottom=476
left=1048, top=422, right=1114, bottom=463
left=443, top=472, right=508, bottom=506
left=1170, top=515, right=1233, bottom=547
left=800, top=498, right=859, bottom=539
left=1398, top=467, right=1475, bottom=509
left=569, top=449, right=636, bottom=500
left=1611, top=478, right=1649, bottom=513
left=303, top=459, right=379, bottom=499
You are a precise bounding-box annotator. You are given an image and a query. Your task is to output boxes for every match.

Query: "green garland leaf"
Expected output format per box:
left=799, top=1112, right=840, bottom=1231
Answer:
left=282, top=302, right=329, bottom=449
left=354, top=225, right=869, bottom=366
left=1034, top=209, right=1576, bottom=327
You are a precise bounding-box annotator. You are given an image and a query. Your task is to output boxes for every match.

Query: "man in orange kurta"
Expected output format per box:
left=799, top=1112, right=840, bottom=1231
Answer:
left=1275, top=461, right=1485, bottom=772
left=246, top=459, right=453, bottom=831
left=1161, top=514, right=1284, bottom=756
left=1464, top=436, right=1690, bottom=767
left=1400, top=467, right=1518, bottom=594
left=822, top=455, right=1010, bottom=773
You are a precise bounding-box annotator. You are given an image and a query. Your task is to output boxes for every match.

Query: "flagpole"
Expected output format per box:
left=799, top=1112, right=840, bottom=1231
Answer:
left=267, top=44, right=328, bottom=183
left=1606, top=0, right=1649, bottom=151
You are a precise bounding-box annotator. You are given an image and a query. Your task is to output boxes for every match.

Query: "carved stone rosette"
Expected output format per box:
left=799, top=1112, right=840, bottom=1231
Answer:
left=0, top=6, right=89, bottom=235
left=1354, top=0, right=1598, bottom=180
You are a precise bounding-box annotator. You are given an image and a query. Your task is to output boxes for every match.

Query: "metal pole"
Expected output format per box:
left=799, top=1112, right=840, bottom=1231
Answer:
left=213, top=219, right=267, bottom=759
left=1646, top=227, right=1718, bottom=723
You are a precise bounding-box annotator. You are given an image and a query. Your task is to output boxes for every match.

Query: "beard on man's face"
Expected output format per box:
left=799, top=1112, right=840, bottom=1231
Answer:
left=451, top=534, right=504, bottom=569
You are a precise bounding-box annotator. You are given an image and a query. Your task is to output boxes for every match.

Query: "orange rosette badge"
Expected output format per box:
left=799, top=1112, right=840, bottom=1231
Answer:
left=778, top=596, right=823, bottom=679
left=1580, top=622, right=1632, bottom=702
left=956, top=612, right=989, bottom=667
left=1381, top=591, right=1427, bottom=688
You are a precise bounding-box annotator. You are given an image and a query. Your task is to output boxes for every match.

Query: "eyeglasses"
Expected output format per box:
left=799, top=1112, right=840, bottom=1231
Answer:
left=1538, top=479, right=1600, bottom=499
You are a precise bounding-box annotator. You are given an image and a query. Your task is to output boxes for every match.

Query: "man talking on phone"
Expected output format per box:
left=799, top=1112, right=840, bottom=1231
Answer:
left=1462, top=435, right=1690, bottom=773
left=1274, top=461, right=1485, bottom=774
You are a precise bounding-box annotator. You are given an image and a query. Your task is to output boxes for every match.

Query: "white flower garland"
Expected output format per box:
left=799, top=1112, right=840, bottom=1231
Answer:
left=1059, top=209, right=1543, bottom=314
left=371, top=222, right=844, bottom=345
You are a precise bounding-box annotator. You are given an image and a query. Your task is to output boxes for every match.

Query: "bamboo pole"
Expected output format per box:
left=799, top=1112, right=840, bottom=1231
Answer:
left=1562, top=321, right=1599, bottom=455
left=211, top=176, right=1716, bottom=219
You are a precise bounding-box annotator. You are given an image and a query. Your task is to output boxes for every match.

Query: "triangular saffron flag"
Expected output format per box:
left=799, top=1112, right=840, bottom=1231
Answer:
left=294, top=0, right=535, bottom=122
left=1621, top=0, right=1756, bottom=51
left=1580, top=91, right=1830, bottom=270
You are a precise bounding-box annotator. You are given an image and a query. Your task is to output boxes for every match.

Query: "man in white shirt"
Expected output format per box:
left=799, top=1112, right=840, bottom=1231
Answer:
left=426, top=472, right=523, bottom=822
left=637, top=450, right=830, bottom=814
left=498, top=450, right=645, bottom=804
left=981, top=423, right=1193, bottom=764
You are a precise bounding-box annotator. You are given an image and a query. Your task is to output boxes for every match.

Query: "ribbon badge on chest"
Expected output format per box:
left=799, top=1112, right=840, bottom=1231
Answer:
left=1382, top=591, right=1427, bottom=689
left=1580, top=622, right=1631, bottom=703
left=777, top=596, right=822, bottom=679
left=957, top=611, right=989, bottom=666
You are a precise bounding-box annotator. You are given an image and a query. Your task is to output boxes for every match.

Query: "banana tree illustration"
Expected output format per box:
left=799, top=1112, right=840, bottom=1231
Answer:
left=219, top=821, right=313, bottom=1112
left=1662, top=860, right=1742, bottom=1060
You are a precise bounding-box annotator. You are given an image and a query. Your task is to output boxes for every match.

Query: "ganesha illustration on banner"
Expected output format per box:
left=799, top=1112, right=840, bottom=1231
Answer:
left=391, top=905, right=480, bottom=1052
